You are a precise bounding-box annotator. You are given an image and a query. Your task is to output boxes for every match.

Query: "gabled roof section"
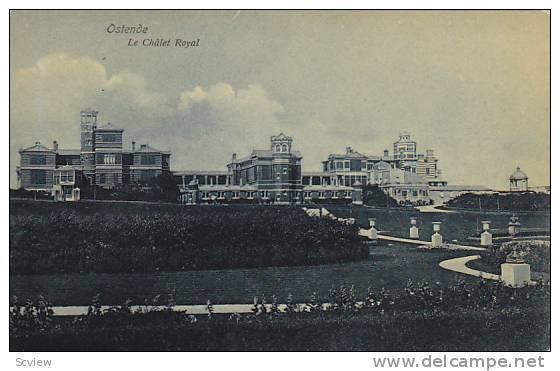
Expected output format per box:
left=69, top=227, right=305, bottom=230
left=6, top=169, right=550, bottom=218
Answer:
left=271, top=133, right=292, bottom=141
left=328, top=151, right=367, bottom=159
left=96, top=122, right=124, bottom=132
left=135, top=144, right=170, bottom=154
left=19, top=142, right=54, bottom=153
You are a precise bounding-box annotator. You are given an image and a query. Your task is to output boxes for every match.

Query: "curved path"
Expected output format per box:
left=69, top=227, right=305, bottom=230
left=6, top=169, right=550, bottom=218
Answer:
left=439, top=255, right=500, bottom=280
left=415, top=205, right=456, bottom=213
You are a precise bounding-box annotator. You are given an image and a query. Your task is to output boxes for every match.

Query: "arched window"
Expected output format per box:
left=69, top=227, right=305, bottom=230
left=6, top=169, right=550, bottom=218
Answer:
left=275, top=144, right=281, bottom=152
left=282, top=144, right=288, bottom=152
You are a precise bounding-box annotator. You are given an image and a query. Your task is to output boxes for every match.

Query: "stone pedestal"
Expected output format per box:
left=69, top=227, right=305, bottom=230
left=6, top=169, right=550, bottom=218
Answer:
left=480, top=220, right=492, bottom=246
left=431, top=232, right=443, bottom=248
left=481, top=231, right=492, bottom=246
left=409, top=217, right=419, bottom=239
left=508, top=225, right=520, bottom=236
left=501, top=263, right=531, bottom=287
left=508, top=215, right=521, bottom=237
left=410, top=226, right=419, bottom=239
left=431, top=222, right=442, bottom=248
left=368, top=227, right=378, bottom=240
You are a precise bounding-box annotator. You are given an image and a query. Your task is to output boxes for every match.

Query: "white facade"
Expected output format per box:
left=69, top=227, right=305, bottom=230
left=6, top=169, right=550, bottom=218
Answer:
left=52, top=166, right=80, bottom=202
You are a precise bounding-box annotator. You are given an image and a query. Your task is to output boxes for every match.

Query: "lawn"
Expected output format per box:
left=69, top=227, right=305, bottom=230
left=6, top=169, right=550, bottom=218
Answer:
left=326, top=205, right=550, bottom=243
left=10, top=200, right=551, bottom=307
left=9, top=200, right=551, bottom=352
left=11, top=244, right=476, bottom=306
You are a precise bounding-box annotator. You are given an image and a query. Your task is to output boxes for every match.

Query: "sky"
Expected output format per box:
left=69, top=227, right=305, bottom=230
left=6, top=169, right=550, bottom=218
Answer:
left=9, top=10, right=550, bottom=189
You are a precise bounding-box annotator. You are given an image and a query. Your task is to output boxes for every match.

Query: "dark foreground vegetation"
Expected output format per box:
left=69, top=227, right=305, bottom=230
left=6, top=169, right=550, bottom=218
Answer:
left=10, top=200, right=366, bottom=275
left=481, top=240, right=551, bottom=274
left=10, top=280, right=550, bottom=351
left=362, top=185, right=399, bottom=207
left=446, top=192, right=550, bottom=212
left=11, top=173, right=180, bottom=203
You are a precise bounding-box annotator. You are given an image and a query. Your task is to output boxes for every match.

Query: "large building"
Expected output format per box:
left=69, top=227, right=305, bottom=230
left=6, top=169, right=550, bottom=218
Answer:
left=319, top=142, right=436, bottom=205
left=392, top=132, right=444, bottom=184
left=17, top=110, right=170, bottom=191
left=177, top=133, right=361, bottom=205
left=177, top=132, right=450, bottom=206
left=19, top=113, right=495, bottom=206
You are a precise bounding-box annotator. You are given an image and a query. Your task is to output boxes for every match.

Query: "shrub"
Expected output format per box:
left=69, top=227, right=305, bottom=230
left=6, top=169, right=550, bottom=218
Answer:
left=10, top=280, right=550, bottom=351
left=10, top=201, right=367, bottom=274
left=482, top=240, right=550, bottom=273
left=446, top=192, right=550, bottom=212
left=362, top=185, right=398, bottom=207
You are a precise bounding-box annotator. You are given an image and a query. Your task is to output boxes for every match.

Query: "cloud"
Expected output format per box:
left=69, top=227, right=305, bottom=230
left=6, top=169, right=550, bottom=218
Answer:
left=170, top=83, right=286, bottom=169
left=10, top=54, right=291, bottom=187
left=10, top=54, right=179, bottom=187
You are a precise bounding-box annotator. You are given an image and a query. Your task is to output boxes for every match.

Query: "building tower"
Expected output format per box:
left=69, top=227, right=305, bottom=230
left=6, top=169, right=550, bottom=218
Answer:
left=270, top=133, right=302, bottom=204
left=393, top=132, right=417, bottom=173
left=509, top=167, right=529, bottom=192
left=80, top=109, right=98, bottom=184
left=271, top=133, right=293, bottom=154
left=94, top=122, right=124, bottom=188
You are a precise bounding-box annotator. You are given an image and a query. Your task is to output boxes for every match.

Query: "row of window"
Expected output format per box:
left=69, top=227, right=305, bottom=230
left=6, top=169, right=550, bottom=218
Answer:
left=198, top=190, right=352, bottom=200
left=98, top=173, right=118, bottom=184
left=200, top=191, right=254, bottom=200
left=273, top=143, right=290, bottom=152
left=97, top=153, right=121, bottom=165
left=139, top=154, right=157, bottom=165
left=97, top=134, right=122, bottom=143
left=303, top=191, right=352, bottom=199
left=54, top=172, right=74, bottom=184
left=29, top=155, right=49, bottom=165
left=391, top=189, right=429, bottom=197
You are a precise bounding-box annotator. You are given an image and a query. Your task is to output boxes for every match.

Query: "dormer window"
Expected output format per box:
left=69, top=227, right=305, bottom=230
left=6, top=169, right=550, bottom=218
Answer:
left=275, top=144, right=281, bottom=152
left=282, top=144, right=288, bottom=152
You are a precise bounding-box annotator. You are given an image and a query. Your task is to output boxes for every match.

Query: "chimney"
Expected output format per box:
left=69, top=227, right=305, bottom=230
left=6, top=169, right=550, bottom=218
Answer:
left=383, top=149, right=389, bottom=157
left=232, top=153, right=237, bottom=161
left=346, top=146, right=353, bottom=154
left=132, top=141, right=136, bottom=152
left=53, top=141, right=58, bottom=152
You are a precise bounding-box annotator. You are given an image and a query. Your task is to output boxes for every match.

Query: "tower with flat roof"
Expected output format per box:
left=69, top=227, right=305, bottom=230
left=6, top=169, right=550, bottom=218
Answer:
left=80, top=109, right=98, bottom=184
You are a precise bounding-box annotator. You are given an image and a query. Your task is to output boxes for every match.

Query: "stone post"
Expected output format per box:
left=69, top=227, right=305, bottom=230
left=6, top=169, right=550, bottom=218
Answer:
left=501, top=263, right=531, bottom=287
left=431, top=222, right=443, bottom=248
left=480, top=220, right=493, bottom=247
left=508, top=215, right=521, bottom=237
left=409, top=217, right=419, bottom=239
left=368, top=218, right=378, bottom=240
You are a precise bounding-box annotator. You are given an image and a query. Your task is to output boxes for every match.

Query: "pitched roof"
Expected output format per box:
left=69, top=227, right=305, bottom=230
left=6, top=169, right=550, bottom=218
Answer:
left=510, top=167, right=528, bottom=181
left=19, top=142, right=54, bottom=153
left=96, top=122, right=124, bottom=131
left=271, top=133, right=292, bottom=141
left=302, top=171, right=331, bottom=177
left=174, top=170, right=231, bottom=176
left=329, top=151, right=367, bottom=159
left=135, top=144, right=169, bottom=154
left=231, top=149, right=303, bottom=164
